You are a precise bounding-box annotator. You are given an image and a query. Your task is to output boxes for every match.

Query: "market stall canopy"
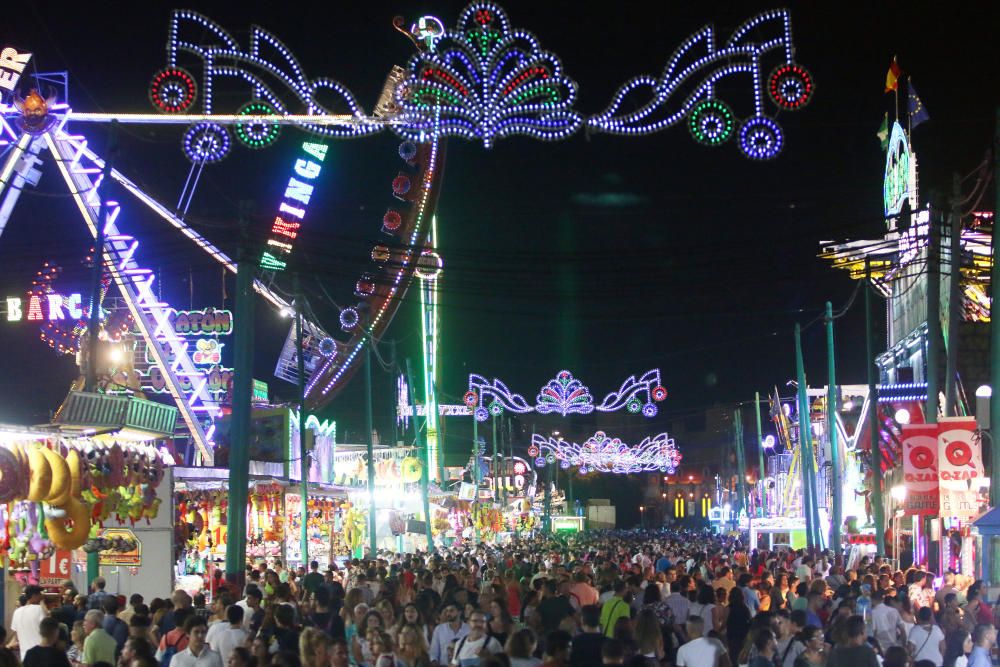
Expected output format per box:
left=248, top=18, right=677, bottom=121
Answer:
left=52, top=391, right=178, bottom=440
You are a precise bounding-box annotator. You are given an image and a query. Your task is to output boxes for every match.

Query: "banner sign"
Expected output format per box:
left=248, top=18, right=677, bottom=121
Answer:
left=938, top=417, right=985, bottom=519
left=901, top=423, right=939, bottom=516
left=274, top=319, right=330, bottom=385
left=97, top=528, right=142, bottom=566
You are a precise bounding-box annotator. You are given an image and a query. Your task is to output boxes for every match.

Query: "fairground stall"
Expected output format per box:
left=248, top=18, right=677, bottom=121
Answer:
left=0, top=391, right=176, bottom=626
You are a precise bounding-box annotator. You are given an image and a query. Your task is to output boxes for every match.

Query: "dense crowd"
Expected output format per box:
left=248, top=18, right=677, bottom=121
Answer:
left=1, top=530, right=997, bottom=667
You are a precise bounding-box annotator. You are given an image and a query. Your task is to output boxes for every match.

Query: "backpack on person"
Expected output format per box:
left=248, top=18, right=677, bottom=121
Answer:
left=160, top=634, right=181, bottom=667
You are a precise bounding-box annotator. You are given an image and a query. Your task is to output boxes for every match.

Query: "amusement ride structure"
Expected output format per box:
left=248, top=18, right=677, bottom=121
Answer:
left=0, top=3, right=812, bottom=487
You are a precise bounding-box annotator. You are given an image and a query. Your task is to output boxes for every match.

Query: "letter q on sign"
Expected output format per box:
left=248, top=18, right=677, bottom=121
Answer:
left=943, top=438, right=973, bottom=467
left=908, top=445, right=935, bottom=470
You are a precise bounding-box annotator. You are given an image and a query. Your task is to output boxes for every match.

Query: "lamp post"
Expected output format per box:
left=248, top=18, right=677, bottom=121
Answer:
left=639, top=505, right=645, bottom=529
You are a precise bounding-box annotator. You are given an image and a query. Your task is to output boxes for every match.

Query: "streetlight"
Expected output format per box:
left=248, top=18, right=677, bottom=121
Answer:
left=639, top=505, right=645, bottom=529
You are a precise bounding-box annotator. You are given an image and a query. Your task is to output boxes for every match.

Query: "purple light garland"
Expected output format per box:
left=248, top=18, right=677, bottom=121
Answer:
left=532, top=431, right=682, bottom=474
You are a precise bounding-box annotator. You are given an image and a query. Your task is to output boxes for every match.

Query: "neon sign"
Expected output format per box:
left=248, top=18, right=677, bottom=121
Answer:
left=164, top=308, right=232, bottom=336
left=6, top=293, right=84, bottom=321
left=260, top=141, right=329, bottom=272
left=883, top=122, right=913, bottom=217
left=0, top=47, right=32, bottom=93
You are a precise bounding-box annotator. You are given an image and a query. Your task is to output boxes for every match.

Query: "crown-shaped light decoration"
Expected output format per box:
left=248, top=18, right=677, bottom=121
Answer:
left=395, top=2, right=582, bottom=147
left=536, top=370, right=594, bottom=416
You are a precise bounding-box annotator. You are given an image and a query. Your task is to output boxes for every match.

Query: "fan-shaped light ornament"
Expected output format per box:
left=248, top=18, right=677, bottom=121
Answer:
left=396, top=2, right=583, bottom=148
left=688, top=99, right=735, bottom=146
left=738, top=117, right=783, bottom=160
left=235, top=101, right=281, bottom=149
left=183, top=122, right=231, bottom=163
left=768, top=65, right=814, bottom=110
left=149, top=67, right=197, bottom=113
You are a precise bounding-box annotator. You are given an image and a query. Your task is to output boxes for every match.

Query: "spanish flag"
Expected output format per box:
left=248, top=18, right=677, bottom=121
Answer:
left=885, top=57, right=902, bottom=93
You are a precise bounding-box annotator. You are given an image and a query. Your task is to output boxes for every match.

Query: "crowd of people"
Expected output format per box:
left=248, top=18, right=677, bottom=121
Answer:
left=0, top=529, right=997, bottom=667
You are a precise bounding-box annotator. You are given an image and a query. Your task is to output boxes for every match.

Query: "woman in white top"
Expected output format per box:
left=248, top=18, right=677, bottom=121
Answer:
left=908, top=607, right=946, bottom=667
left=689, top=586, right=718, bottom=635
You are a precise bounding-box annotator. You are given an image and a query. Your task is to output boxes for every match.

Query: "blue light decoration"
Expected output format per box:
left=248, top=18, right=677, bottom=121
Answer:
left=532, top=431, right=682, bottom=475
left=305, top=137, right=447, bottom=410
left=586, top=8, right=809, bottom=158
left=737, top=116, right=783, bottom=160
left=156, top=10, right=380, bottom=138
left=182, top=122, right=231, bottom=163
left=467, top=369, right=667, bottom=421
left=339, top=307, right=359, bottom=332
left=151, top=5, right=809, bottom=159
left=395, top=2, right=583, bottom=148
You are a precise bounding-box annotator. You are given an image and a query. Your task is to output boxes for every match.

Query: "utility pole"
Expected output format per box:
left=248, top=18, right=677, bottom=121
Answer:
left=865, top=258, right=887, bottom=555
left=945, top=174, right=962, bottom=415
left=226, top=204, right=254, bottom=589
left=473, top=418, right=480, bottom=542
left=826, top=302, right=843, bottom=551
left=927, top=203, right=942, bottom=423
left=492, top=414, right=499, bottom=509
left=794, top=323, right=817, bottom=549
left=405, top=359, right=434, bottom=553
left=365, top=333, right=376, bottom=558
left=294, top=275, right=309, bottom=567
left=84, top=120, right=116, bottom=587
left=755, top=392, right=766, bottom=517
left=989, top=107, right=1000, bottom=579
left=734, top=408, right=747, bottom=519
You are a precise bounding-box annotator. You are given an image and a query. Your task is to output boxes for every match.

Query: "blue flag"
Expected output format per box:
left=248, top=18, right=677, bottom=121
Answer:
left=908, top=80, right=929, bottom=128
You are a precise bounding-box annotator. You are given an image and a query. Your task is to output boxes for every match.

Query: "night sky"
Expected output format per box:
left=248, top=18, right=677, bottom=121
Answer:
left=1, top=2, right=998, bottom=521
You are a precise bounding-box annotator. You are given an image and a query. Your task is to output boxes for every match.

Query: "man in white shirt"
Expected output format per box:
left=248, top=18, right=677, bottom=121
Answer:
left=430, top=604, right=469, bottom=667
left=172, top=618, right=223, bottom=667
left=664, top=580, right=691, bottom=633
left=207, top=605, right=247, bottom=665
left=676, top=616, right=729, bottom=667
left=8, top=585, right=47, bottom=660
left=871, top=591, right=905, bottom=649
left=451, top=611, right=502, bottom=667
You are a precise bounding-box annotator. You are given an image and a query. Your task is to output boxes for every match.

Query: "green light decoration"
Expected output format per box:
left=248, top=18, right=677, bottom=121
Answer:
left=419, top=216, right=443, bottom=482
left=489, top=401, right=504, bottom=416
left=688, top=99, right=735, bottom=146
left=235, top=101, right=281, bottom=149
left=627, top=398, right=642, bottom=414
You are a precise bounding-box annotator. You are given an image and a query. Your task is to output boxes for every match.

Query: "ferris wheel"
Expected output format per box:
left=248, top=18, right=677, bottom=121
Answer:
left=0, top=2, right=811, bottom=468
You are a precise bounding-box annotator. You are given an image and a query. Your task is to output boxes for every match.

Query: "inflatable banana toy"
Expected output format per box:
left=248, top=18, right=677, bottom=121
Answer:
left=66, top=448, right=83, bottom=497
left=40, top=447, right=72, bottom=506
left=0, top=446, right=23, bottom=503
left=26, top=445, right=52, bottom=502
